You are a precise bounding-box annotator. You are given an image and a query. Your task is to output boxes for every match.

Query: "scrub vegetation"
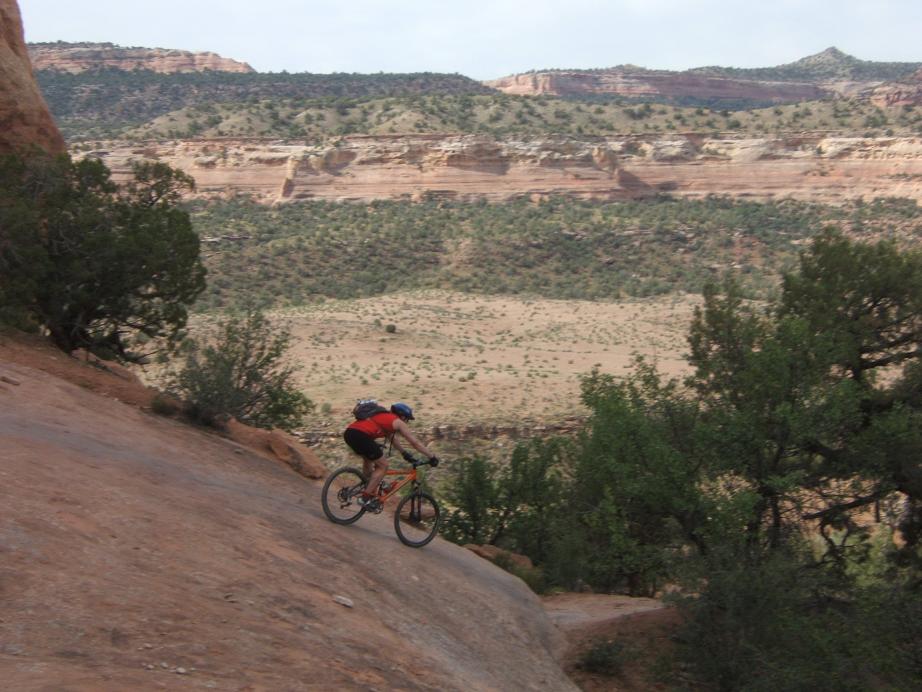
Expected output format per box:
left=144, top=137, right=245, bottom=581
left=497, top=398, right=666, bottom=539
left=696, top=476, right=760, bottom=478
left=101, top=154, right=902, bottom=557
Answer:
left=189, top=195, right=922, bottom=309
left=443, top=231, right=922, bottom=690
left=67, top=94, right=922, bottom=142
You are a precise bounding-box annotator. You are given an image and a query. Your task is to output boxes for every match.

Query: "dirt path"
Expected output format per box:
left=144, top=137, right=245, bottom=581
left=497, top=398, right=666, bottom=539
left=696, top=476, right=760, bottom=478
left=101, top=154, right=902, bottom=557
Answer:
left=543, top=593, right=666, bottom=631
left=542, top=593, right=679, bottom=692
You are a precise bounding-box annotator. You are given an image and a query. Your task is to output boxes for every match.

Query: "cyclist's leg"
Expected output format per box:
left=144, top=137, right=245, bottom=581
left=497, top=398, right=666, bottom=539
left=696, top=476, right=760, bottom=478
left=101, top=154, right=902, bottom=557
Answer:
left=343, top=428, right=384, bottom=486
left=364, top=454, right=389, bottom=496
left=344, top=429, right=384, bottom=493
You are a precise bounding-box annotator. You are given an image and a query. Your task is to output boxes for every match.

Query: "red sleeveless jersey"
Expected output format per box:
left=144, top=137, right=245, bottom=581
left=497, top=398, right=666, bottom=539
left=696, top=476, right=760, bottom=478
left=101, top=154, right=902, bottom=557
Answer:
left=347, top=412, right=399, bottom=438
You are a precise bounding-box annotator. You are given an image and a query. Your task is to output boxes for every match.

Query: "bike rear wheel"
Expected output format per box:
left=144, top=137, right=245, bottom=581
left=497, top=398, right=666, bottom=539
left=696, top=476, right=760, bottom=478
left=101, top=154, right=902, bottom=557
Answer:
left=394, top=491, right=440, bottom=547
left=321, top=466, right=368, bottom=525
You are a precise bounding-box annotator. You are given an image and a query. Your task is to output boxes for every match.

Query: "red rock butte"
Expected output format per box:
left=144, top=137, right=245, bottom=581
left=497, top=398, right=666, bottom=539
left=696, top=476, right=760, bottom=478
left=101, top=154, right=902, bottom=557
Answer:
left=27, top=42, right=255, bottom=74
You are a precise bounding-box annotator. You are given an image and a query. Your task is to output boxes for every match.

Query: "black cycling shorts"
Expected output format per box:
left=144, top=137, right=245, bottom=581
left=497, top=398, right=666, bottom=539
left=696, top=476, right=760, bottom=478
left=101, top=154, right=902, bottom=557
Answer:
left=343, top=428, right=384, bottom=461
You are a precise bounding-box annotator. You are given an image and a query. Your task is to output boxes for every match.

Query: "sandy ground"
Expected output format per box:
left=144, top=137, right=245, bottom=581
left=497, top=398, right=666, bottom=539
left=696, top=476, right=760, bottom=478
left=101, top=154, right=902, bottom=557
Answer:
left=184, top=291, right=699, bottom=427
left=544, top=594, right=680, bottom=691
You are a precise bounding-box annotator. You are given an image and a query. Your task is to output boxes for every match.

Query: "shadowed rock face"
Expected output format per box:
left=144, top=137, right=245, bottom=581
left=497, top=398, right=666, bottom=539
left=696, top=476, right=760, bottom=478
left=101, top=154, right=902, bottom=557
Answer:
left=27, top=42, right=255, bottom=74
left=0, top=0, right=65, bottom=155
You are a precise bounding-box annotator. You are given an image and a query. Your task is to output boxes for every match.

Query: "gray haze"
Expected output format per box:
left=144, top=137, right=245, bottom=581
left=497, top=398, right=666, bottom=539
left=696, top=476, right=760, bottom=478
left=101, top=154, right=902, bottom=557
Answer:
left=18, top=0, right=922, bottom=79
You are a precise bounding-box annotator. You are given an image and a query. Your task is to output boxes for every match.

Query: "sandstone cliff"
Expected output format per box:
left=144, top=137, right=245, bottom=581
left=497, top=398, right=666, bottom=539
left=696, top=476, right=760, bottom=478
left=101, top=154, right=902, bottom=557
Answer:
left=0, top=0, right=64, bottom=154
left=85, top=133, right=922, bottom=204
left=27, top=41, right=255, bottom=74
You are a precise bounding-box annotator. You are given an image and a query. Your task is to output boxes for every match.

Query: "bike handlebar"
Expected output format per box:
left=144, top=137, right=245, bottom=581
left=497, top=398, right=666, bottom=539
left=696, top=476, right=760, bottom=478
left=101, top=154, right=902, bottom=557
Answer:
left=410, top=457, right=438, bottom=469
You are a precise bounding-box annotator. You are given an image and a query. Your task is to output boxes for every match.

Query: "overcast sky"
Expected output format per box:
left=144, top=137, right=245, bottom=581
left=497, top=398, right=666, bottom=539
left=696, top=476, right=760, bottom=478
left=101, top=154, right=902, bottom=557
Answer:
left=17, top=0, right=922, bottom=80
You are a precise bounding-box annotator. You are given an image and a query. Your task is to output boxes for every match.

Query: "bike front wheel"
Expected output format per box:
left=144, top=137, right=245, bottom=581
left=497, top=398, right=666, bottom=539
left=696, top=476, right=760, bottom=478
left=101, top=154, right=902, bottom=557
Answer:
left=394, top=491, right=441, bottom=548
left=321, top=466, right=368, bottom=525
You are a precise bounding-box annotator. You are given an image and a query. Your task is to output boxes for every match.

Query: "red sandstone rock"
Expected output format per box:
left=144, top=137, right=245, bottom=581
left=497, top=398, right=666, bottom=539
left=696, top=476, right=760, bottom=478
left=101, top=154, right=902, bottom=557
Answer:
left=72, top=348, right=146, bottom=387
left=466, top=543, right=535, bottom=571
left=225, top=418, right=326, bottom=479
left=0, top=338, right=574, bottom=689
left=0, top=0, right=65, bottom=155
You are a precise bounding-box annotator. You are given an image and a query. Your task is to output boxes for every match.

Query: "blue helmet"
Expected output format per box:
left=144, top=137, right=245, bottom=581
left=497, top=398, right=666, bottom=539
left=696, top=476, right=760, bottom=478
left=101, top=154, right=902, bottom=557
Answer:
left=391, top=402, right=414, bottom=421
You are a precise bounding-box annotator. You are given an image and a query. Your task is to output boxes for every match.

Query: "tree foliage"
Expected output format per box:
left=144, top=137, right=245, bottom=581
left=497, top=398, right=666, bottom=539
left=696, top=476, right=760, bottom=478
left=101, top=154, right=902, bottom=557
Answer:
left=189, top=195, right=922, bottom=309
left=168, top=307, right=313, bottom=431
left=0, top=154, right=206, bottom=361
left=442, top=441, right=564, bottom=560
left=687, top=229, right=922, bottom=563
left=441, top=229, right=922, bottom=686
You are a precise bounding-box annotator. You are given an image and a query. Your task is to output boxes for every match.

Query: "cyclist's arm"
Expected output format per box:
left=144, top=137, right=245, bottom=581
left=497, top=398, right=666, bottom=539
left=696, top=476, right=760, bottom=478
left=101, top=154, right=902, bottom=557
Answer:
left=389, top=435, right=408, bottom=454
left=393, top=419, right=435, bottom=458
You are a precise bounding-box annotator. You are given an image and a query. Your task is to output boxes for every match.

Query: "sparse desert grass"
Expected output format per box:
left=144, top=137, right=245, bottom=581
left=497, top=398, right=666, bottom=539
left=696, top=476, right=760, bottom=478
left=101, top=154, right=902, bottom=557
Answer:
left=153, top=291, right=698, bottom=443
left=267, top=290, right=700, bottom=426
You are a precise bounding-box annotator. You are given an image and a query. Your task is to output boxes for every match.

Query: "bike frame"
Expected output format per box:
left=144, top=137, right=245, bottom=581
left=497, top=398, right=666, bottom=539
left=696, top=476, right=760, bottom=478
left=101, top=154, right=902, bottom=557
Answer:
left=376, top=465, right=421, bottom=504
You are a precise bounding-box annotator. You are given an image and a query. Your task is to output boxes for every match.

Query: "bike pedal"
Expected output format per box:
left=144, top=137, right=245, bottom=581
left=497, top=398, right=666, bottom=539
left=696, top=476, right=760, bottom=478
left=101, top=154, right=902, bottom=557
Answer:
left=358, top=496, right=383, bottom=513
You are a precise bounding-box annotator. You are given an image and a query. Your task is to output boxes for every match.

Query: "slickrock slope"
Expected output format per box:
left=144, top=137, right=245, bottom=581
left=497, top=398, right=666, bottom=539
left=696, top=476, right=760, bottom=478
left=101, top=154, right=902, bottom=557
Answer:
left=87, top=133, right=922, bottom=204
left=0, top=0, right=64, bottom=154
left=0, top=334, right=574, bottom=691
left=27, top=42, right=255, bottom=74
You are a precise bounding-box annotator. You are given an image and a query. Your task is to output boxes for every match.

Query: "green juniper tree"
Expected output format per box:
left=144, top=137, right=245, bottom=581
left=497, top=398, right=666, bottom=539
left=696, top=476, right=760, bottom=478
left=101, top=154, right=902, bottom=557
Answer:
left=687, top=229, right=922, bottom=564
left=0, top=154, right=205, bottom=361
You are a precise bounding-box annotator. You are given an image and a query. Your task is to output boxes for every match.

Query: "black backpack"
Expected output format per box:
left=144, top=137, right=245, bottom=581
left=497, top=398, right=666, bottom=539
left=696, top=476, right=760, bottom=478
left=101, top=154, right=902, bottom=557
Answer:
left=352, top=399, right=389, bottom=420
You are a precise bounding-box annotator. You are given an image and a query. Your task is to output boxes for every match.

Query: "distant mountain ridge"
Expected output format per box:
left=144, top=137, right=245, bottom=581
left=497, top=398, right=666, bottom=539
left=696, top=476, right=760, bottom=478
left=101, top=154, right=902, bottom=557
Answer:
left=868, top=67, right=922, bottom=108
left=28, top=41, right=922, bottom=140
left=690, top=47, right=922, bottom=82
left=487, top=48, right=922, bottom=106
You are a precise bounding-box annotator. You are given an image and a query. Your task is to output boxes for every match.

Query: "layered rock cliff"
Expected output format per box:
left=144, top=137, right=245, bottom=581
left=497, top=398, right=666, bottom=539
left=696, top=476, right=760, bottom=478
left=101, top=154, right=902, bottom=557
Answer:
left=0, top=1, right=64, bottom=154
left=85, top=133, right=922, bottom=204
left=27, top=42, right=255, bottom=74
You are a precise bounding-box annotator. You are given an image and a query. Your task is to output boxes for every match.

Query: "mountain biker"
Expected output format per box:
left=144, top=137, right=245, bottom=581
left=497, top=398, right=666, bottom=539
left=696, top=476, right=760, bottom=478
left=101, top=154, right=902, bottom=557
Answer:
left=343, top=402, right=439, bottom=509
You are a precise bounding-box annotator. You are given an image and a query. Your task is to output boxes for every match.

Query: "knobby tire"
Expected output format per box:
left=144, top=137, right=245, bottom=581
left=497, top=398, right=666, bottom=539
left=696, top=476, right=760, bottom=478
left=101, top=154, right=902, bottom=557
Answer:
left=394, top=491, right=441, bottom=548
left=321, top=466, right=368, bottom=525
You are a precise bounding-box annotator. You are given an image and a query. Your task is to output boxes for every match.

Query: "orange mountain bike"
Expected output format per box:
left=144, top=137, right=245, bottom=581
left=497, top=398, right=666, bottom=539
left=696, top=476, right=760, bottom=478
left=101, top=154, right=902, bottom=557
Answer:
left=321, top=457, right=441, bottom=548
